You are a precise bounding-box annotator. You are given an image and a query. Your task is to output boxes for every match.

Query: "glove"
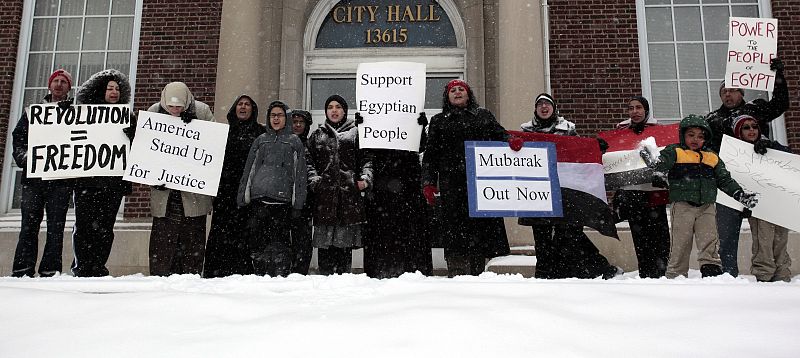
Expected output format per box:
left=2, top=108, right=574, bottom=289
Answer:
left=639, top=148, right=655, bottom=167
left=122, top=126, right=135, bottom=141
left=630, top=122, right=645, bottom=135
left=596, top=137, right=609, bottom=154
left=651, top=171, right=669, bottom=189
left=770, top=58, right=784, bottom=73
left=423, top=185, right=438, bottom=206
left=740, top=208, right=752, bottom=219
left=733, top=190, right=758, bottom=209
left=417, top=112, right=428, bottom=126
left=753, top=139, right=770, bottom=155
left=508, top=136, right=524, bottom=151
left=152, top=184, right=168, bottom=191
left=354, top=112, right=364, bottom=125
left=180, top=111, right=194, bottom=124
left=57, top=98, right=73, bottom=109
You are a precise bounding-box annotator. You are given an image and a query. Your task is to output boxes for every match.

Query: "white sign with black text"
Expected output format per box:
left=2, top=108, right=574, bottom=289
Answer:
left=26, top=104, right=131, bottom=178
left=123, top=111, right=228, bottom=196
left=356, top=61, right=426, bottom=152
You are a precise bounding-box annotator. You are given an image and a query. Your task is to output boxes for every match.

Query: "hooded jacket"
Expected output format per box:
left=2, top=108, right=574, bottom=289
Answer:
left=291, top=109, right=313, bottom=145
left=237, top=103, right=306, bottom=210
left=73, top=69, right=133, bottom=193
left=654, top=114, right=742, bottom=205
left=306, top=95, right=373, bottom=226
left=146, top=82, right=214, bottom=217
left=218, top=95, right=264, bottom=198
left=520, top=93, right=577, bottom=136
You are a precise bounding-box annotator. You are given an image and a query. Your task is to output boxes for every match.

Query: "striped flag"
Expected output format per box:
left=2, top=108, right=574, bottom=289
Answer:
left=508, top=131, right=618, bottom=239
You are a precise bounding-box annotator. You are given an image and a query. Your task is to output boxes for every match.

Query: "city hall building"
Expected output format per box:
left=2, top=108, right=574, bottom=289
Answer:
left=0, top=0, right=797, bottom=275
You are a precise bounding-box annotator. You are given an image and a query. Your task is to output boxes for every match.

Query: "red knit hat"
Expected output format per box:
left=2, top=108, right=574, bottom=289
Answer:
left=48, top=69, right=73, bottom=88
left=732, top=114, right=758, bottom=139
left=445, top=79, right=469, bottom=93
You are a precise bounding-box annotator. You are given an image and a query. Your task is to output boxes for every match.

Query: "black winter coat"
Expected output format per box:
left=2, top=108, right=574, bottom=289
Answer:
left=307, top=118, right=373, bottom=226
left=705, top=72, right=789, bottom=153
left=422, top=106, right=510, bottom=257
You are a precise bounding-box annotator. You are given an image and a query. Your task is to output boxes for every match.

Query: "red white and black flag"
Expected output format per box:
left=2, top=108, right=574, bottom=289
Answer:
left=597, top=124, right=679, bottom=190
left=508, top=131, right=618, bottom=239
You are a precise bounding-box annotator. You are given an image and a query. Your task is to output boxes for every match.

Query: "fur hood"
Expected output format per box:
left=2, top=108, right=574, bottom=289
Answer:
left=76, top=69, right=131, bottom=105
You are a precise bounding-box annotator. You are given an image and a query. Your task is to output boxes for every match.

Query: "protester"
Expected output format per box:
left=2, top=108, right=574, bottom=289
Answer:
left=610, top=96, right=670, bottom=278
left=705, top=58, right=789, bottom=277
left=362, top=112, right=432, bottom=279
left=10, top=69, right=75, bottom=277
left=306, top=95, right=372, bottom=274
left=70, top=69, right=133, bottom=277
left=237, top=101, right=307, bottom=277
left=641, top=114, right=758, bottom=278
left=515, top=93, right=620, bottom=279
left=289, top=109, right=314, bottom=274
left=730, top=114, right=792, bottom=282
left=421, top=79, right=509, bottom=276
left=146, top=82, right=214, bottom=276
left=202, top=95, right=264, bottom=278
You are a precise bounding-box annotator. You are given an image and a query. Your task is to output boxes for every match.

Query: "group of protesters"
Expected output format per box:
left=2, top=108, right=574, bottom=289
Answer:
left=9, top=59, right=793, bottom=281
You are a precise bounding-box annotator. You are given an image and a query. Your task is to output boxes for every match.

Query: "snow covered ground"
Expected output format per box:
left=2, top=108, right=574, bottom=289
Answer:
left=1, top=272, right=799, bottom=358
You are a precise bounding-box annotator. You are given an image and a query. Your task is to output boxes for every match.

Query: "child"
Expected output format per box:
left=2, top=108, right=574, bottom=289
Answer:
left=731, top=114, right=792, bottom=282
left=640, top=114, right=757, bottom=278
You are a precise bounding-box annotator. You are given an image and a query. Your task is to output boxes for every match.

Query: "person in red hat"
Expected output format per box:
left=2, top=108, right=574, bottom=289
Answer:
left=10, top=69, right=75, bottom=277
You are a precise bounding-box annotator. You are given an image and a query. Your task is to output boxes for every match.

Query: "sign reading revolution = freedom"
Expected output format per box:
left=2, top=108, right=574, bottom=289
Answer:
left=464, top=141, right=562, bottom=217
left=26, top=104, right=131, bottom=178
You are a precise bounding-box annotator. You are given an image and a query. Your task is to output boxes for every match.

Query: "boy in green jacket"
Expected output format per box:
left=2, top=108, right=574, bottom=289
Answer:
left=640, top=114, right=757, bottom=278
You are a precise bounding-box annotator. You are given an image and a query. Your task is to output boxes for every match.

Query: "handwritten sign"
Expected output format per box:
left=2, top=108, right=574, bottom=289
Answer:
left=598, top=123, right=679, bottom=189
left=464, top=141, right=562, bottom=217
left=356, top=61, right=425, bottom=152
left=124, top=111, right=228, bottom=196
left=26, top=104, right=130, bottom=178
left=725, top=17, right=778, bottom=92
left=718, top=135, right=800, bottom=232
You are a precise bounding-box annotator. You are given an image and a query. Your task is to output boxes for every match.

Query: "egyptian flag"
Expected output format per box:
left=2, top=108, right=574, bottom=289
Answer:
left=597, top=124, right=679, bottom=190
left=508, top=130, right=618, bottom=239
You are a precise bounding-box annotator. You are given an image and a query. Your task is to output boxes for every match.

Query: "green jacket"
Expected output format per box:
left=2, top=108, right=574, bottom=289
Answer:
left=654, top=115, right=741, bottom=205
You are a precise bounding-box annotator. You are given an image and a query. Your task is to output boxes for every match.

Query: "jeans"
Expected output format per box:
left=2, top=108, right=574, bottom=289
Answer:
left=12, top=183, right=71, bottom=277
left=716, top=203, right=744, bottom=277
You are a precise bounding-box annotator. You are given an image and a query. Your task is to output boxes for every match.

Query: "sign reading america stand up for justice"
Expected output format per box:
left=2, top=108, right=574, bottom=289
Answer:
left=123, top=111, right=228, bottom=196
left=26, top=104, right=130, bottom=179
left=465, top=141, right=562, bottom=217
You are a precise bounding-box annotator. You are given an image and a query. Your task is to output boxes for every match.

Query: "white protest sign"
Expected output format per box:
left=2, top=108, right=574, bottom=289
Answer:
left=124, top=111, right=228, bottom=196
left=465, top=142, right=562, bottom=217
left=725, top=17, right=778, bottom=92
left=718, top=135, right=800, bottom=232
left=356, top=61, right=425, bottom=152
left=25, top=104, right=130, bottom=178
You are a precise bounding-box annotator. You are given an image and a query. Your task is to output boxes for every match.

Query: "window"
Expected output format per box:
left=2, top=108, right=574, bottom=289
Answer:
left=637, top=0, right=770, bottom=121
left=2, top=0, right=142, bottom=212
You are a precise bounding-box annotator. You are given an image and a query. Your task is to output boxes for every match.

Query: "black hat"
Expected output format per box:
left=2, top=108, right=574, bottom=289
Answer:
left=324, top=95, right=348, bottom=119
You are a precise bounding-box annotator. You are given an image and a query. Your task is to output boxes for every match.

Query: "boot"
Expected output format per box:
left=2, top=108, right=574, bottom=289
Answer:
left=700, top=264, right=723, bottom=278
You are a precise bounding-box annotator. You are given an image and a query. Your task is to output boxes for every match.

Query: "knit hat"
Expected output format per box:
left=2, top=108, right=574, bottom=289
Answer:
left=445, top=79, right=470, bottom=94
left=160, top=82, right=192, bottom=108
left=535, top=93, right=555, bottom=108
left=719, top=81, right=745, bottom=96
left=731, top=114, right=758, bottom=139
left=48, top=69, right=73, bottom=88
left=324, top=94, right=348, bottom=118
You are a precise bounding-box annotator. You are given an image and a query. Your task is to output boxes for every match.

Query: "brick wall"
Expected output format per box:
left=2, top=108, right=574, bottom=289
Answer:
left=0, top=1, right=24, bottom=173
left=126, top=0, right=223, bottom=217
left=771, top=1, right=799, bottom=150
left=547, top=0, right=642, bottom=134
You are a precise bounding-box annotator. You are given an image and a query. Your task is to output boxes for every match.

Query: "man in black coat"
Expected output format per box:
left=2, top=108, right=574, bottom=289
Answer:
left=11, top=69, right=75, bottom=277
left=202, top=95, right=264, bottom=278
left=289, top=109, right=314, bottom=274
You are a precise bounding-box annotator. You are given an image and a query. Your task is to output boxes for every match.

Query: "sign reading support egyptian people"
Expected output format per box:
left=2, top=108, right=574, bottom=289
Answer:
left=356, top=61, right=425, bottom=152
left=725, top=17, right=778, bottom=92
left=717, top=135, right=800, bottom=232
left=124, top=111, right=228, bottom=196
left=464, top=141, right=562, bottom=217
left=26, top=104, right=130, bottom=178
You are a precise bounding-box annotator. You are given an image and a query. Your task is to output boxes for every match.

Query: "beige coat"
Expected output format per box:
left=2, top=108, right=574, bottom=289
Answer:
left=146, top=94, right=215, bottom=218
